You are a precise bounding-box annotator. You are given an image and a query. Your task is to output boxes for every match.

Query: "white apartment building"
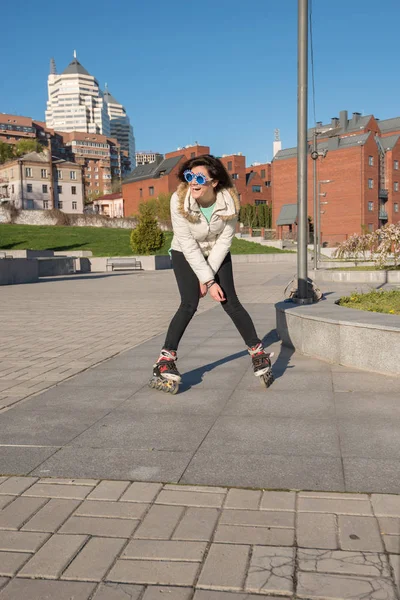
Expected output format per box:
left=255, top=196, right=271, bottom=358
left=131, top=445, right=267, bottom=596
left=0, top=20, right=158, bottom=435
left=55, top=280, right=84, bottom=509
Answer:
left=0, top=151, right=84, bottom=213
left=135, top=151, right=163, bottom=165
left=45, top=53, right=110, bottom=136
left=104, top=88, right=136, bottom=171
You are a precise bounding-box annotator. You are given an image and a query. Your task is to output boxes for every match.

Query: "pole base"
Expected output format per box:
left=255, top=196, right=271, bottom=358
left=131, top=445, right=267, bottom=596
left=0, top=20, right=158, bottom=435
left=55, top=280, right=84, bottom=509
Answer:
left=291, top=297, right=315, bottom=305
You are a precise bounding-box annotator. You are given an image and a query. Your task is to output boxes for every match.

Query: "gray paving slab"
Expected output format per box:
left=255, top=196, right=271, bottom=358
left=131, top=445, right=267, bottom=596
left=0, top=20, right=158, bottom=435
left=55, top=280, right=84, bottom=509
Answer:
left=30, top=447, right=192, bottom=482
left=198, top=415, right=341, bottom=458
left=68, top=412, right=216, bottom=452
left=181, top=452, right=345, bottom=490
left=0, top=406, right=110, bottom=447
left=0, top=447, right=58, bottom=476
left=339, top=419, right=400, bottom=460
left=23, top=384, right=136, bottom=411
left=223, top=389, right=336, bottom=419
left=344, top=459, right=400, bottom=494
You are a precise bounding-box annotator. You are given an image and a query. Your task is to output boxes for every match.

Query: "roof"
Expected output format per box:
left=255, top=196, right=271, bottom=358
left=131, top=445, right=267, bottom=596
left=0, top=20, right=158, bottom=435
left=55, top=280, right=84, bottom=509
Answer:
left=62, top=58, right=91, bottom=77
left=377, top=117, right=400, bottom=133
left=274, top=132, right=371, bottom=161
left=276, top=204, right=297, bottom=226
left=308, top=112, right=374, bottom=140
left=246, top=171, right=257, bottom=184
left=103, top=90, right=120, bottom=105
left=95, top=193, right=122, bottom=201
left=20, top=151, right=48, bottom=163
left=123, top=155, right=183, bottom=183
left=380, top=134, right=400, bottom=151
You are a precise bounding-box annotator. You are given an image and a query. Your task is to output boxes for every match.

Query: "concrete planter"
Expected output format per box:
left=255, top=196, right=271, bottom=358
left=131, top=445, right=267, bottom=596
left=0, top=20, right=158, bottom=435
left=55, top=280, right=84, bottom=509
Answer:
left=276, top=300, right=400, bottom=376
left=0, top=258, right=39, bottom=285
left=314, top=269, right=400, bottom=284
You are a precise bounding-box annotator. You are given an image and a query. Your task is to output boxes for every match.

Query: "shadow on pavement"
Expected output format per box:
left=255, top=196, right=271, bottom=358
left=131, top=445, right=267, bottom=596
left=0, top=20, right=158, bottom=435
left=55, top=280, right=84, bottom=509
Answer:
left=38, top=272, right=138, bottom=283
left=180, top=329, right=294, bottom=391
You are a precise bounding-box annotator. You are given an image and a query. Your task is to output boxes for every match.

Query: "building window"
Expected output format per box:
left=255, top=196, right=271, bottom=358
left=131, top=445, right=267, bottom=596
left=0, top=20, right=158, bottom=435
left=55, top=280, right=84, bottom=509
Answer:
left=57, top=185, right=62, bottom=194
left=368, top=156, right=374, bottom=166
left=95, top=175, right=99, bottom=179
left=227, top=161, right=232, bottom=171
left=395, top=182, right=399, bottom=192
left=58, top=201, right=63, bottom=209
left=57, top=170, right=63, bottom=179
left=71, top=186, right=76, bottom=195
left=252, top=185, right=262, bottom=193
left=232, top=173, right=239, bottom=180
left=27, top=183, right=33, bottom=192
left=72, top=201, right=77, bottom=210
left=395, top=203, right=399, bottom=213
left=368, top=201, right=374, bottom=211
left=42, top=184, right=48, bottom=193
left=25, top=167, right=32, bottom=177
left=11, top=184, right=14, bottom=193
left=70, top=171, right=77, bottom=180
left=255, top=200, right=267, bottom=205
left=265, top=181, right=271, bottom=187
left=368, top=179, right=374, bottom=189
left=395, top=161, right=399, bottom=170
left=368, top=223, right=374, bottom=232
left=190, top=152, right=195, bottom=158
left=261, top=169, right=266, bottom=179
left=41, top=169, right=48, bottom=178
left=27, top=199, right=33, bottom=209
left=43, top=200, right=49, bottom=209
left=149, top=186, right=154, bottom=196
left=238, top=193, right=241, bottom=202
left=140, top=188, right=143, bottom=197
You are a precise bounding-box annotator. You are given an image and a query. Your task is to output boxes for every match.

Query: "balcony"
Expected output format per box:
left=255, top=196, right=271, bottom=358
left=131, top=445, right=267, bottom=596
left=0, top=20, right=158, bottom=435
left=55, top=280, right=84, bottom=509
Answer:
left=379, top=210, right=388, bottom=220
left=379, top=188, right=388, bottom=200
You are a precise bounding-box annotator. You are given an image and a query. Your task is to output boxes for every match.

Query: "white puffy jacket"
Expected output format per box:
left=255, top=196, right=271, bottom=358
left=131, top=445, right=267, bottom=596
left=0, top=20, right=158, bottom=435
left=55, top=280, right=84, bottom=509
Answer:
left=170, top=183, right=240, bottom=283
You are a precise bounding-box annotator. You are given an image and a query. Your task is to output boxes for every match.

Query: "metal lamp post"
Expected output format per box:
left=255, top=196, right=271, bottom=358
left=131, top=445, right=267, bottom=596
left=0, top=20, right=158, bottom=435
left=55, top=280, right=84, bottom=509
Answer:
left=295, top=0, right=311, bottom=303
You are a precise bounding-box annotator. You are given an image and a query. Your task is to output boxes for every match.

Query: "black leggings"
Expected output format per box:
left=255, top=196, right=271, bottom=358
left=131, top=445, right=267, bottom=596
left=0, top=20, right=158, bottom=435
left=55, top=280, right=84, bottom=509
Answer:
left=164, top=250, right=261, bottom=351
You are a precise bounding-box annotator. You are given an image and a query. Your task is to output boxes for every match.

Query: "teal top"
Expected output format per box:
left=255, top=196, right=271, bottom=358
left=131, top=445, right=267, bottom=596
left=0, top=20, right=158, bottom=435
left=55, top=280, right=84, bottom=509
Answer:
left=199, top=202, right=216, bottom=223
left=169, top=202, right=216, bottom=256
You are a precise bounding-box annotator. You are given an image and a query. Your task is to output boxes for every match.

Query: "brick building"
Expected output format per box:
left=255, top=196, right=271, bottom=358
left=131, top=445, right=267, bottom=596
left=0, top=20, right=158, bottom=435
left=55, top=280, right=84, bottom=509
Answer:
left=123, top=144, right=272, bottom=216
left=272, top=110, right=400, bottom=246
left=58, top=131, right=123, bottom=198
left=0, top=150, right=84, bottom=213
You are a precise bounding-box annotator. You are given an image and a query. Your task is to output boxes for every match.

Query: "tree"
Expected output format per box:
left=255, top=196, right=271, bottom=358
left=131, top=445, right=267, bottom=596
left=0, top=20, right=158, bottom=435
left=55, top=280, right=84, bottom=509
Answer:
left=14, top=139, right=44, bottom=157
left=0, top=141, right=14, bottom=164
left=130, top=203, right=164, bottom=254
left=111, top=177, right=122, bottom=194
left=155, top=193, right=172, bottom=227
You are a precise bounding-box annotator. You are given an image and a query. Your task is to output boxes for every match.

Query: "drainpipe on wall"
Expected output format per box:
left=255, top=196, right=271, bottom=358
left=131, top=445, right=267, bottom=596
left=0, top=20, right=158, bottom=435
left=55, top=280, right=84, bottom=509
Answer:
left=48, top=136, right=55, bottom=209
left=19, top=160, right=24, bottom=209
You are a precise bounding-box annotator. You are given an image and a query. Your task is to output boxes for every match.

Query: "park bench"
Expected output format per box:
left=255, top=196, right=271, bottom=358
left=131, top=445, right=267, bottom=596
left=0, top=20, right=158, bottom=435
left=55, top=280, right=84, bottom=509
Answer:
left=106, top=257, right=142, bottom=271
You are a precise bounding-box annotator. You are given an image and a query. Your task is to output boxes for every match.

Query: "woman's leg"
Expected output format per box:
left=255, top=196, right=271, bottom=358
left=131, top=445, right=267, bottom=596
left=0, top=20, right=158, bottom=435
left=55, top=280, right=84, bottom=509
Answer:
left=163, top=251, right=200, bottom=351
left=216, top=253, right=261, bottom=348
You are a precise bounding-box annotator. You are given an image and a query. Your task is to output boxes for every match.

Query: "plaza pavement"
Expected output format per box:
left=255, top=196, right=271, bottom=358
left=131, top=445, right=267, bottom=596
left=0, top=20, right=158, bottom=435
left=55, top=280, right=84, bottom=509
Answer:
left=0, top=263, right=400, bottom=599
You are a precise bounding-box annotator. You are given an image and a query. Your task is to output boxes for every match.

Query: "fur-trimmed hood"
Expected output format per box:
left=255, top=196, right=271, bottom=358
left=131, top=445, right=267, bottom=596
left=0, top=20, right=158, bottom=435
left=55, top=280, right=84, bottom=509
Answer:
left=176, top=182, right=240, bottom=224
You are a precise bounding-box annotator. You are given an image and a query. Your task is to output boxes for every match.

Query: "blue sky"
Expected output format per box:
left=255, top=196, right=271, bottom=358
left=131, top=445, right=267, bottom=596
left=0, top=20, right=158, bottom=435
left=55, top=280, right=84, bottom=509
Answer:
left=1, top=0, right=399, bottom=165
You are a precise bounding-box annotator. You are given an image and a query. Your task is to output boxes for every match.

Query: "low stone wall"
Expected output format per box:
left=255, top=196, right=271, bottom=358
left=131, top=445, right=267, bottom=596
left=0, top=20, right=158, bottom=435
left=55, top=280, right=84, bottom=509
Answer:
left=314, top=269, right=400, bottom=284
left=276, top=299, right=400, bottom=376
left=89, top=255, right=172, bottom=272
left=232, top=253, right=297, bottom=264
left=37, top=257, right=77, bottom=277
left=0, top=208, right=137, bottom=229
left=0, top=258, right=39, bottom=285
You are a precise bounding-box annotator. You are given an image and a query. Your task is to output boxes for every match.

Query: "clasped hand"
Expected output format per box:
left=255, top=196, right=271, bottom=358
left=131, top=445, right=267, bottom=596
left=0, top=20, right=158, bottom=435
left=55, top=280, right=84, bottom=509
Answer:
left=199, top=281, right=225, bottom=302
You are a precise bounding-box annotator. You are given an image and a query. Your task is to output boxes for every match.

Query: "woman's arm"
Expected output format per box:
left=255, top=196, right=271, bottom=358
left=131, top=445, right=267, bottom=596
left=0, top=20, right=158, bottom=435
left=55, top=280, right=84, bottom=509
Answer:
left=206, top=218, right=237, bottom=275
left=170, top=193, right=215, bottom=284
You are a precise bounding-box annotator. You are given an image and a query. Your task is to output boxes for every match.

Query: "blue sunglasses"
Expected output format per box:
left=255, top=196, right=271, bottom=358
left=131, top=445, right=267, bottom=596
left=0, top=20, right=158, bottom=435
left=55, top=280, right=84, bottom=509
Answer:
left=184, top=170, right=213, bottom=186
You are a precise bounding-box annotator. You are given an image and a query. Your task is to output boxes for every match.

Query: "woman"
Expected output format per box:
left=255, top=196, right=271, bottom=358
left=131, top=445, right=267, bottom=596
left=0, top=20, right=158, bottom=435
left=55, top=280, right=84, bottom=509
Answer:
left=150, top=154, right=273, bottom=392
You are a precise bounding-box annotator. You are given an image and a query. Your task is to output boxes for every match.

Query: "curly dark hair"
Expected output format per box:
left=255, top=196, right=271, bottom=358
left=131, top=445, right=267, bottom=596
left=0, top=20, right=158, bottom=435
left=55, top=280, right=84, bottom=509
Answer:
left=177, top=154, right=232, bottom=192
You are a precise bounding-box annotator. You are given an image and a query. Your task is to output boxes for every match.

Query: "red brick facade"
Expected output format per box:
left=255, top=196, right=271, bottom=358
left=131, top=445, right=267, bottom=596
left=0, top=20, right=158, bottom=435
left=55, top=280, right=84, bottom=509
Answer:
left=272, top=112, right=400, bottom=246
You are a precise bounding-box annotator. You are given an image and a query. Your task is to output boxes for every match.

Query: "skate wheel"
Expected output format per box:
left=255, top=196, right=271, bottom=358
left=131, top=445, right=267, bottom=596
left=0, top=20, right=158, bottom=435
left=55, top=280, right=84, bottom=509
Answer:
left=148, top=377, right=179, bottom=395
left=260, top=371, right=274, bottom=389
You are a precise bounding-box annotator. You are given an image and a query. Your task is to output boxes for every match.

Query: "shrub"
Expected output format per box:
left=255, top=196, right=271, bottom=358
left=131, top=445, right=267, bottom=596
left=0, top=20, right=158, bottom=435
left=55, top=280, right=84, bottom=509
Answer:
left=48, top=208, right=71, bottom=226
left=130, top=204, right=164, bottom=254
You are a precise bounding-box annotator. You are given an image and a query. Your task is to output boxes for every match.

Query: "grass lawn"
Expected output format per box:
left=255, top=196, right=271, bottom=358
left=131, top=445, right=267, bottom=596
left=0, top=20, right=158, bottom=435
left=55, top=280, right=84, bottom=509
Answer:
left=338, top=290, right=400, bottom=315
left=0, top=224, right=291, bottom=257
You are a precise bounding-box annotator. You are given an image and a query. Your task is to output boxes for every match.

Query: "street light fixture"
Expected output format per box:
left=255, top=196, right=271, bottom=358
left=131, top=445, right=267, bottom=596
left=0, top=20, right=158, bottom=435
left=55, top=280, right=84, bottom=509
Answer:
left=316, top=180, right=333, bottom=266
